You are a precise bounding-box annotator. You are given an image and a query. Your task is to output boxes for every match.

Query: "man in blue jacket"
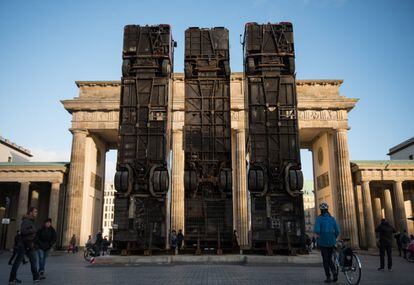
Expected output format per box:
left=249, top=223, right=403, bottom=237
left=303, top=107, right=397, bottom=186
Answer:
left=314, top=202, right=340, bottom=283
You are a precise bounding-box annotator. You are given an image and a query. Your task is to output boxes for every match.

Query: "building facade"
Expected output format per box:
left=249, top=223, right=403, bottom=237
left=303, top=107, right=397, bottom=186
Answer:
left=0, top=136, right=32, bottom=163
left=388, top=137, right=414, bottom=160
left=0, top=137, right=71, bottom=249
left=302, top=180, right=316, bottom=235
left=102, top=182, right=115, bottom=239
left=351, top=160, right=414, bottom=249
left=0, top=162, right=68, bottom=249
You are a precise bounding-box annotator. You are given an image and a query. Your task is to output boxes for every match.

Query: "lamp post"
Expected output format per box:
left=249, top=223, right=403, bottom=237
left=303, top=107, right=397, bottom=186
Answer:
left=1, top=197, right=11, bottom=251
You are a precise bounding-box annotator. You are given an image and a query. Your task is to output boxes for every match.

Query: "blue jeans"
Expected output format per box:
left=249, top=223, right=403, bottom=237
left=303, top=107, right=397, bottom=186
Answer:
left=37, top=249, right=49, bottom=273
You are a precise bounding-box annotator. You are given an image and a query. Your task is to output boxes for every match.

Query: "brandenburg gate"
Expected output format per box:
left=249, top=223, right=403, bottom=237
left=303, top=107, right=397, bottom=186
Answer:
left=61, top=72, right=360, bottom=248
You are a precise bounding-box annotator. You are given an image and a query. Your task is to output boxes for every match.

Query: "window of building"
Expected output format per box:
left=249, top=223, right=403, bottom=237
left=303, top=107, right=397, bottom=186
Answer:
left=409, top=154, right=413, bottom=160
left=8, top=156, right=12, bottom=162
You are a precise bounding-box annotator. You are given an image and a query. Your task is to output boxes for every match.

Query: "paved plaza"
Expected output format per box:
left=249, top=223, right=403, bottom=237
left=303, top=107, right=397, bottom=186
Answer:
left=0, top=251, right=413, bottom=284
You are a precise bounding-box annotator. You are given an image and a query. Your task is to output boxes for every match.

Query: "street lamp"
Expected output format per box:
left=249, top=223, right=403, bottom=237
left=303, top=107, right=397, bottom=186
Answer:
left=1, top=196, right=11, bottom=251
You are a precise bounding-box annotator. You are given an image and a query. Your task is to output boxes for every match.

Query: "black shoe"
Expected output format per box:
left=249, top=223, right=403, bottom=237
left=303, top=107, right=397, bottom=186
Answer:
left=324, top=277, right=332, bottom=283
left=378, top=267, right=384, bottom=271
left=332, top=273, right=338, bottom=282
left=9, top=279, right=22, bottom=284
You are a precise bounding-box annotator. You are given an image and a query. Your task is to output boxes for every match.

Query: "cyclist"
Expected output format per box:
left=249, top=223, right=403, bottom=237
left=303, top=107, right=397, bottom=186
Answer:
left=314, top=202, right=340, bottom=283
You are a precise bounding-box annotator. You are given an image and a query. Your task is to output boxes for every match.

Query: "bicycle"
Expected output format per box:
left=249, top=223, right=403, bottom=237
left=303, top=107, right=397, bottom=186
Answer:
left=332, top=239, right=362, bottom=285
left=84, top=243, right=100, bottom=262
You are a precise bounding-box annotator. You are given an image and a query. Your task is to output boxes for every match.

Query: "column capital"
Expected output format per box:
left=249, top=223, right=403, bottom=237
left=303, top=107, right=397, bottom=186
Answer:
left=69, top=128, right=88, bottom=135
left=393, top=178, right=405, bottom=183
left=335, top=128, right=349, bottom=134
left=50, top=182, right=61, bottom=188
left=172, top=128, right=183, bottom=133
left=20, top=181, right=31, bottom=187
left=232, top=128, right=244, bottom=134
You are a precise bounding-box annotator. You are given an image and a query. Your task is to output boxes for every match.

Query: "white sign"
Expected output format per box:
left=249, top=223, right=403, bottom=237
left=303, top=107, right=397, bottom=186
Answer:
left=2, top=218, right=10, bottom=225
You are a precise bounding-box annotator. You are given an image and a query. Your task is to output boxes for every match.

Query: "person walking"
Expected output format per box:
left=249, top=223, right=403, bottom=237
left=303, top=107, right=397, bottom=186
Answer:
left=35, top=218, right=57, bottom=278
left=177, top=229, right=184, bottom=251
left=9, top=207, right=41, bottom=284
left=314, top=202, right=340, bottom=283
left=400, top=230, right=410, bottom=259
left=86, top=235, right=93, bottom=247
left=375, top=218, right=396, bottom=271
left=69, top=234, right=77, bottom=253
left=170, top=230, right=177, bottom=254
left=232, top=230, right=239, bottom=250
left=8, top=231, right=27, bottom=266
left=394, top=232, right=402, bottom=256
left=95, top=231, right=103, bottom=255
left=305, top=234, right=312, bottom=252
left=102, top=236, right=110, bottom=256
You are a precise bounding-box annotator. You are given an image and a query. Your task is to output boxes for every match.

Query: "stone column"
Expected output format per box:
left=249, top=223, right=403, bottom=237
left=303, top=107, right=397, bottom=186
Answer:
left=393, top=180, right=408, bottom=231
left=383, top=189, right=395, bottom=226
left=16, top=182, right=30, bottom=228
left=334, top=129, right=358, bottom=247
left=235, top=129, right=249, bottom=247
left=170, top=129, right=185, bottom=233
left=354, top=185, right=365, bottom=249
left=372, top=196, right=383, bottom=228
left=361, top=181, right=376, bottom=248
left=64, top=129, right=88, bottom=246
left=49, top=182, right=61, bottom=228
left=231, top=130, right=239, bottom=238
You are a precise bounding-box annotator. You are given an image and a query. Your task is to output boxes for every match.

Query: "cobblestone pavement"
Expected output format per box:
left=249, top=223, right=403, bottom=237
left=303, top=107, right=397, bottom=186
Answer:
left=0, top=251, right=413, bottom=284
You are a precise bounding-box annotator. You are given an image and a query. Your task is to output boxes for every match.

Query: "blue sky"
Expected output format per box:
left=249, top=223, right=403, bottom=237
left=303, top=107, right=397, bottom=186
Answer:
left=0, top=0, right=413, bottom=182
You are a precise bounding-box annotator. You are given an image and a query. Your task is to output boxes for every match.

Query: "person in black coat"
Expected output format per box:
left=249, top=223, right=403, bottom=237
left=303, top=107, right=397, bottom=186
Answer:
left=375, top=218, right=396, bottom=271
left=8, top=231, right=27, bottom=266
left=394, top=232, right=402, bottom=256
left=177, top=229, right=184, bottom=251
left=95, top=231, right=103, bottom=255
left=102, top=236, right=110, bottom=256
left=9, top=207, right=41, bottom=283
left=232, top=230, right=239, bottom=250
left=35, top=218, right=57, bottom=276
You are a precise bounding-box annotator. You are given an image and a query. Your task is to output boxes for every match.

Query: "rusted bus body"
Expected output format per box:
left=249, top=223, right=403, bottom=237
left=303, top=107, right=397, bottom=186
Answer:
left=113, top=25, right=174, bottom=252
left=243, top=22, right=305, bottom=253
left=184, top=27, right=233, bottom=251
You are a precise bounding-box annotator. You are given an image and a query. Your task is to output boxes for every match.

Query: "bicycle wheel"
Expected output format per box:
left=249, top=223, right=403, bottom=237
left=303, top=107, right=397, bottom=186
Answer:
left=344, top=253, right=361, bottom=285
left=84, top=249, right=92, bottom=262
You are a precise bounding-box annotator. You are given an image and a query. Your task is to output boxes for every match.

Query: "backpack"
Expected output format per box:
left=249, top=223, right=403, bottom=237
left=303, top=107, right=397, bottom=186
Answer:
left=339, top=247, right=353, bottom=267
